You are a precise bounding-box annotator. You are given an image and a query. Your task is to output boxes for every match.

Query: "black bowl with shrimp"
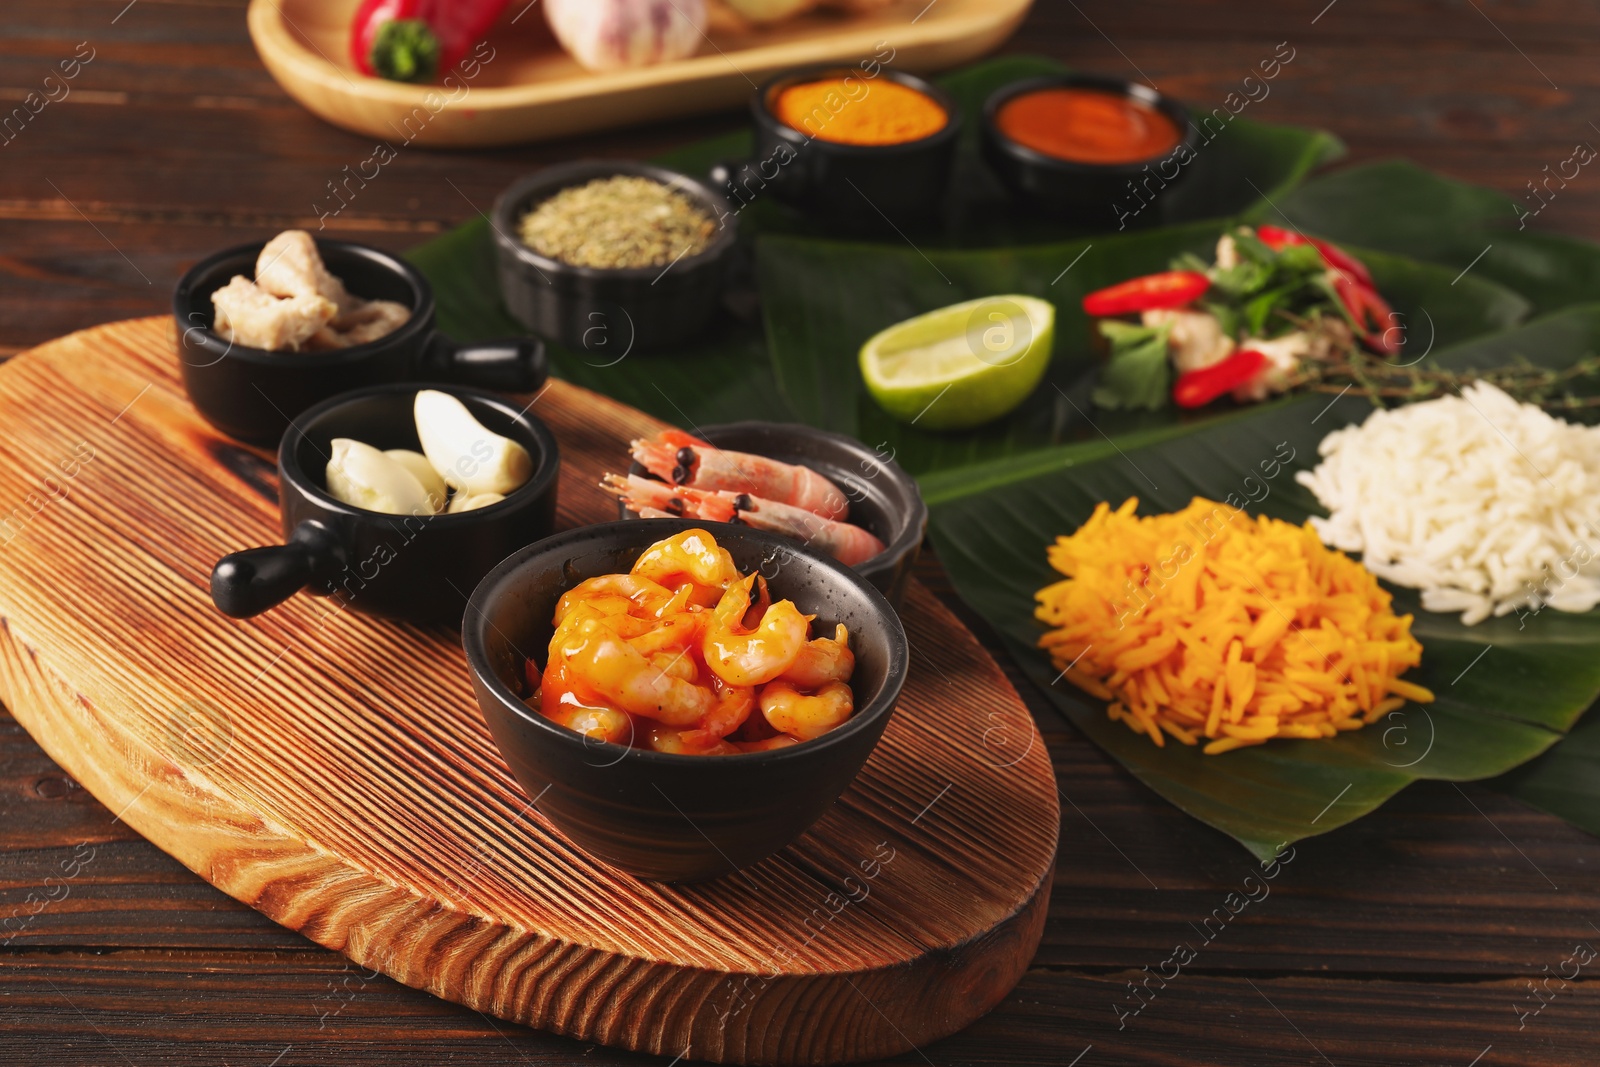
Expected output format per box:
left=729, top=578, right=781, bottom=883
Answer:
left=605, top=422, right=927, bottom=610
left=462, top=520, right=908, bottom=883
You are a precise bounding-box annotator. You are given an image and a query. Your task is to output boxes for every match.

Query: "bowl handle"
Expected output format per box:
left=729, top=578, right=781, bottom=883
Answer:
left=418, top=332, right=548, bottom=393
left=211, top=520, right=347, bottom=618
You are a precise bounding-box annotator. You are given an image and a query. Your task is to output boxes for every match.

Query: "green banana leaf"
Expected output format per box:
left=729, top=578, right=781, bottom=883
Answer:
left=1272, top=160, right=1600, bottom=317
left=1494, top=708, right=1600, bottom=838
left=926, top=304, right=1600, bottom=859
left=656, top=55, right=1346, bottom=249
left=758, top=227, right=1529, bottom=478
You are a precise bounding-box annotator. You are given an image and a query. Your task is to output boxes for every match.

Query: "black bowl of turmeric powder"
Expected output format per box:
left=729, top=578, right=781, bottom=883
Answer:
left=742, top=65, right=961, bottom=232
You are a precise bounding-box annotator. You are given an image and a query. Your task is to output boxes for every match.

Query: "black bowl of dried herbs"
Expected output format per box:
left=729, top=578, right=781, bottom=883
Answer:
left=491, top=161, right=739, bottom=356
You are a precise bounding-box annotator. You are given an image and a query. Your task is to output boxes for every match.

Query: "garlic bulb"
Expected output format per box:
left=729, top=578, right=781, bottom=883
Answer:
left=414, top=390, right=533, bottom=496
left=545, top=0, right=706, bottom=72
left=326, top=439, right=437, bottom=516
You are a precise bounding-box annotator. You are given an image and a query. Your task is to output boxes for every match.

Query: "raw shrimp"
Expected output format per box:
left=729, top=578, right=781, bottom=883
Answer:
left=703, top=575, right=810, bottom=686
left=631, top=430, right=850, bottom=521
left=603, top=474, right=886, bottom=567
left=631, top=527, right=740, bottom=599
left=779, top=623, right=854, bottom=689
left=759, top=681, right=855, bottom=741
left=559, top=619, right=714, bottom=726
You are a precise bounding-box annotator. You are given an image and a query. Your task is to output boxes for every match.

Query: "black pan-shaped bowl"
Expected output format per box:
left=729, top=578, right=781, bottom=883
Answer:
left=210, top=384, right=559, bottom=627
left=175, top=238, right=548, bottom=445
left=615, top=422, right=926, bottom=609
left=463, top=519, right=908, bottom=883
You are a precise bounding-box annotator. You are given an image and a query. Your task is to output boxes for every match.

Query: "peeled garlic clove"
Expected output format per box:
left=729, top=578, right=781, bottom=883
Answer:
left=384, top=448, right=448, bottom=510
left=414, top=390, right=533, bottom=496
left=447, top=492, right=506, bottom=514
left=326, top=438, right=436, bottom=515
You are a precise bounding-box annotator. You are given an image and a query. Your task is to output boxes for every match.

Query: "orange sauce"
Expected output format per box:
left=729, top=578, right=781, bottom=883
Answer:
left=997, top=88, right=1181, bottom=165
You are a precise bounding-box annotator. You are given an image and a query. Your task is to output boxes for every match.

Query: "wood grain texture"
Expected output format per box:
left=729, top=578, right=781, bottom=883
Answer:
left=0, top=315, right=1058, bottom=1065
left=248, top=0, right=1033, bottom=147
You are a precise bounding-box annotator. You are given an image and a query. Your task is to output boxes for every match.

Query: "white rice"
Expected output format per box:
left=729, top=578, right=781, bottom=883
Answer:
left=1295, top=381, right=1600, bottom=625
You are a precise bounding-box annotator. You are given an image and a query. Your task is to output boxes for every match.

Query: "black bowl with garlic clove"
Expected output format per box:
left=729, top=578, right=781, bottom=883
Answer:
left=209, top=383, right=559, bottom=627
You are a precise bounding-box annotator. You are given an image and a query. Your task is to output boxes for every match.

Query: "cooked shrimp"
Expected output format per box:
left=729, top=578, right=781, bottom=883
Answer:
left=559, top=619, right=713, bottom=727
left=555, top=573, right=674, bottom=623
left=627, top=613, right=709, bottom=657
left=539, top=660, right=635, bottom=744
left=631, top=429, right=850, bottom=520
left=680, top=679, right=755, bottom=749
left=550, top=703, right=635, bottom=745
left=703, top=575, right=809, bottom=686
left=780, top=623, right=854, bottom=689
left=630, top=527, right=740, bottom=600
left=759, top=681, right=855, bottom=741
left=601, top=475, right=886, bottom=567
left=645, top=726, right=740, bottom=756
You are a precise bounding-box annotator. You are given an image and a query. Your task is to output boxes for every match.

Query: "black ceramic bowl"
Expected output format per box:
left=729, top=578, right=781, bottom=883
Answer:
left=463, top=519, right=908, bottom=883
left=210, top=383, right=559, bottom=627
left=175, top=239, right=547, bottom=446
left=743, top=65, right=961, bottom=230
left=981, top=74, right=1199, bottom=226
left=614, top=422, right=926, bottom=609
left=491, top=161, right=739, bottom=355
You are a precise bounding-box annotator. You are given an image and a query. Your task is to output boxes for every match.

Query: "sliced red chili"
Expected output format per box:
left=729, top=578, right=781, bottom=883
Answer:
left=1256, top=224, right=1374, bottom=287
left=1171, top=349, right=1268, bottom=409
left=1331, top=273, right=1403, bottom=355
left=1082, top=271, right=1210, bottom=317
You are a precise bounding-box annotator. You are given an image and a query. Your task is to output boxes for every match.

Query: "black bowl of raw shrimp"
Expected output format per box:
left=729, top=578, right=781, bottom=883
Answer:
left=607, top=422, right=927, bottom=610
left=462, top=519, right=908, bottom=883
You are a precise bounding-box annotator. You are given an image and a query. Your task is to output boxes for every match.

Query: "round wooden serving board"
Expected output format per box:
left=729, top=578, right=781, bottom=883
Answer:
left=0, top=318, right=1058, bottom=1065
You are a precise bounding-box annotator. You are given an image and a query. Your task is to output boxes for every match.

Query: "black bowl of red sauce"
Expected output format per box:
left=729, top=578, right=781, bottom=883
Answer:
left=981, top=74, right=1199, bottom=228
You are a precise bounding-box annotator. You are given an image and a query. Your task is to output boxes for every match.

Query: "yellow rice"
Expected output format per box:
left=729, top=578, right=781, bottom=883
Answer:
left=1034, top=497, right=1434, bottom=754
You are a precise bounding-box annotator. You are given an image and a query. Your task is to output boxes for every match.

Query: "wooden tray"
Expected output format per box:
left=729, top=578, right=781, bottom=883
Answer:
left=0, top=317, right=1058, bottom=1065
left=247, top=0, right=1033, bottom=147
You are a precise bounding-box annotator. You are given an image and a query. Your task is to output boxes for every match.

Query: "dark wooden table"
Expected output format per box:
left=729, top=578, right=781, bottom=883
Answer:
left=4, top=2, right=1600, bottom=1064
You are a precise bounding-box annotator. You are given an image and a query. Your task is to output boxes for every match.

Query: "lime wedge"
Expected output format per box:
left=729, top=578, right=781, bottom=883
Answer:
left=859, top=295, right=1056, bottom=431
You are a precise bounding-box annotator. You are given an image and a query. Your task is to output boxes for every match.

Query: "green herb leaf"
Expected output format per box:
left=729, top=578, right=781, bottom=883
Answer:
left=1092, top=321, right=1173, bottom=411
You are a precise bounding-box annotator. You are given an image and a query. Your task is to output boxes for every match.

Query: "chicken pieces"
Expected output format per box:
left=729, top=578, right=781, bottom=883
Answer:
left=210, top=230, right=411, bottom=352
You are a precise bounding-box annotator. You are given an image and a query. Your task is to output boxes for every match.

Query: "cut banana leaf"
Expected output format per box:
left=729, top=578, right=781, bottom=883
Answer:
left=657, top=55, right=1345, bottom=248
left=927, top=305, right=1600, bottom=859
left=758, top=227, right=1529, bottom=479
left=1493, top=708, right=1600, bottom=837
left=1271, top=160, right=1600, bottom=317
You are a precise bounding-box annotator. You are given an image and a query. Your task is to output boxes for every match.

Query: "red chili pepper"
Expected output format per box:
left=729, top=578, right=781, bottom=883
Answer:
left=1331, top=273, right=1403, bottom=356
left=350, top=0, right=509, bottom=83
left=1171, top=349, right=1268, bottom=409
left=1082, top=271, right=1210, bottom=317
left=1255, top=224, right=1374, bottom=288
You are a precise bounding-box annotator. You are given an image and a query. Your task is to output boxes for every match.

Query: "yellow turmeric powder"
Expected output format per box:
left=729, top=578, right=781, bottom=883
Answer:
left=774, top=78, right=947, bottom=146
